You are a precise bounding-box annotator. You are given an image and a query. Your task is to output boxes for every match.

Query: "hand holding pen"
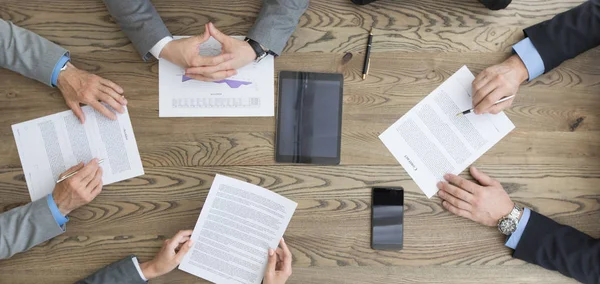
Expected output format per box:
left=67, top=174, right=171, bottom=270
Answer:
left=469, top=55, right=528, bottom=114
left=52, top=158, right=104, bottom=216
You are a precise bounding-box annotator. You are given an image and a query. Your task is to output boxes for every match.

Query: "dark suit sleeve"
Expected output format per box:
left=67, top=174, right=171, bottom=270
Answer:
left=75, top=255, right=147, bottom=284
left=513, top=211, right=600, bottom=284
left=524, top=0, right=600, bottom=72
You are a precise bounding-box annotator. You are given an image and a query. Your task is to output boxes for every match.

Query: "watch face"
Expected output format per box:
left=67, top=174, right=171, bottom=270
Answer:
left=499, top=218, right=517, bottom=235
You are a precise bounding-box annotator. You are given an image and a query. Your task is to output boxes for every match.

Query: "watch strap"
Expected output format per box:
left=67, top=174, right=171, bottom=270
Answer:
left=245, top=38, right=274, bottom=61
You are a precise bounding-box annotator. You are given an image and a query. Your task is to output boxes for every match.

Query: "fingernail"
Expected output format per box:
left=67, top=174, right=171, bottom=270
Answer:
left=188, top=241, right=193, bottom=247
left=268, top=249, right=274, bottom=256
left=436, top=182, right=443, bottom=189
left=472, top=167, right=478, bottom=172
left=443, top=174, right=450, bottom=179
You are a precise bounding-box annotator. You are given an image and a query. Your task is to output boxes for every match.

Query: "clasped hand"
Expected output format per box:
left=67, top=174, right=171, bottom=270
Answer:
left=160, top=22, right=256, bottom=82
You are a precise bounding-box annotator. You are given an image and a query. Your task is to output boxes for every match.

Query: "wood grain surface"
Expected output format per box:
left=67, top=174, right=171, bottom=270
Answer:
left=0, top=0, right=598, bottom=283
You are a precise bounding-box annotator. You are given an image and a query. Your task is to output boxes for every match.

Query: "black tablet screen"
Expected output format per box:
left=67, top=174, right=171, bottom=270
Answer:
left=276, top=72, right=343, bottom=164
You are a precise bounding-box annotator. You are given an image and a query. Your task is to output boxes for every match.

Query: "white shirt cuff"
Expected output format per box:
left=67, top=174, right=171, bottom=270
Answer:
left=131, top=256, right=148, bottom=281
left=149, top=36, right=174, bottom=59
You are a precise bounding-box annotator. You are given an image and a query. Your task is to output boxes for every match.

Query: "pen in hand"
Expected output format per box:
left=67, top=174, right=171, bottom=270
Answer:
left=456, top=95, right=515, bottom=116
left=56, top=159, right=104, bottom=184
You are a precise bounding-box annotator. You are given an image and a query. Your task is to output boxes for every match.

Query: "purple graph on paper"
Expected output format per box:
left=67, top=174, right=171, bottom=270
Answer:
left=182, top=75, right=252, bottom=89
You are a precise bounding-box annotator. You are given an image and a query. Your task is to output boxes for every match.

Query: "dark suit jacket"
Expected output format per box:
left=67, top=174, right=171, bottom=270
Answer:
left=524, top=0, right=600, bottom=73
left=513, top=211, right=599, bottom=284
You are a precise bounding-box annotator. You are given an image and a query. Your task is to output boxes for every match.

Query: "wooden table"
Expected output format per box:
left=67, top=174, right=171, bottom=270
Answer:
left=0, top=0, right=598, bottom=283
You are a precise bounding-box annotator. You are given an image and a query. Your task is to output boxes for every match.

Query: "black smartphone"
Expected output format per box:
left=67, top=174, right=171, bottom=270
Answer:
left=371, top=187, right=404, bottom=250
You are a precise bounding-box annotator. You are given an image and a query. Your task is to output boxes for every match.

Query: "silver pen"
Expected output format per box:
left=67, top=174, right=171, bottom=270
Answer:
left=456, top=95, right=515, bottom=116
left=56, top=159, right=104, bottom=184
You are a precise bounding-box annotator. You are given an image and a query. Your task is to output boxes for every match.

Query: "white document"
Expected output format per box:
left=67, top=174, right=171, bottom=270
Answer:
left=12, top=106, right=144, bottom=201
left=159, top=36, right=275, bottom=117
left=179, top=174, right=297, bottom=284
left=379, top=66, right=515, bottom=198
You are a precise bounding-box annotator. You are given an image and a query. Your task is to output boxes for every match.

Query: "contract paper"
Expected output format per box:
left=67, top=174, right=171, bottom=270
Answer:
left=379, top=66, right=515, bottom=198
left=179, top=174, right=297, bottom=284
left=159, top=36, right=275, bottom=117
left=12, top=106, right=144, bottom=201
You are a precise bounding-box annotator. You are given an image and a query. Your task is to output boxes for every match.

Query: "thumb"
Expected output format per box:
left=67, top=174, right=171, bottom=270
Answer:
left=265, top=248, right=277, bottom=276
left=175, top=240, right=193, bottom=262
left=470, top=167, right=495, bottom=186
left=207, top=22, right=227, bottom=42
left=68, top=102, right=86, bottom=124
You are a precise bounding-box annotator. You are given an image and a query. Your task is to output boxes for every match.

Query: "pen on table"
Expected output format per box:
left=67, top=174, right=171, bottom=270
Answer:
left=56, top=159, right=104, bottom=184
left=362, top=27, right=374, bottom=80
left=456, top=95, right=516, bottom=116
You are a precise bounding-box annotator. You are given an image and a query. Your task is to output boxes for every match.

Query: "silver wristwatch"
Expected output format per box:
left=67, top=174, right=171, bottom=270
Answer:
left=497, top=204, right=522, bottom=235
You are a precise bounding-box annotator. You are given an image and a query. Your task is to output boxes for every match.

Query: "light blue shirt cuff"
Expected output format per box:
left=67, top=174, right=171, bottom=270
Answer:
left=512, top=38, right=545, bottom=81
left=505, top=207, right=531, bottom=249
left=50, top=54, right=70, bottom=87
left=46, top=194, right=69, bottom=227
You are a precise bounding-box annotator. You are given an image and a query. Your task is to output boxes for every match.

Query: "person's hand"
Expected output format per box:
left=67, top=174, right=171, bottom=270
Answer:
left=437, top=167, right=515, bottom=227
left=52, top=158, right=103, bottom=216
left=57, top=62, right=126, bottom=123
left=184, top=22, right=256, bottom=81
left=264, top=238, right=292, bottom=284
left=471, top=54, right=529, bottom=115
left=160, top=23, right=236, bottom=74
left=140, top=230, right=193, bottom=280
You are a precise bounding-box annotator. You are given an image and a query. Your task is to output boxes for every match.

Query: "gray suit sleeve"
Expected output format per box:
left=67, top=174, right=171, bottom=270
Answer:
left=247, top=0, right=309, bottom=55
left=102, top=0, right=172, bottom=61
left=0, top=197, right=65, bottom=259
left=0, top=19, right=68, bottom=86
left=75, top=255, right=147, bottom=284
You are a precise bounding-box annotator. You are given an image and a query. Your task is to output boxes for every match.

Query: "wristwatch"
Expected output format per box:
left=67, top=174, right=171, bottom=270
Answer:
left=244, top=38, right=274, bottom=63
left=60, top=61, right=69, bottom=72
left=497, top=203, right=522, bottom=235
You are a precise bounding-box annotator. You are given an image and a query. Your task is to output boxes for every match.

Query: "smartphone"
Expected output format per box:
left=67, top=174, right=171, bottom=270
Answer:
left=371, top=187, right=404, bottom=250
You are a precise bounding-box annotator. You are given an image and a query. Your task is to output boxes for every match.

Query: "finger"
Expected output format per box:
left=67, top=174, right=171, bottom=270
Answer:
left=265, top=248, right=277, bottom=275
left=474, top=87, right=507, bottom=115
left=67, top=102, right=86, bottom=124
left=185, top=62, right=234, bottom=76
left=191, top=53, right=235, bottom=67
left=100, top=78, right=124, bottom=95
left=86, top=166, right=103, bottom=190
left=99, top=82, right=126, bottom=107
left=470, top=167, right=496, bottom=186
left=175, top=240, right=193, bottom=262
left=208, top=22, right=227, bottom=42
left=437, top=183, right=473, bottom=211
left=90, top=182, right=103, bottom=197
left=442, top=200, right=472, bottom=219
left=168, top=230, right=194, bottom=250
left=437, top=181, right=473, bottom=203
left=200, top=23, right=210, bottom=42
left=98, top=91, right=124, bottom=114
left=487, top=97, right=514, bottom=114
left=73, top=159, right=99, bottom=182
left=279, top=238, right=292, bottom=274
left=90, top=101, right=117, bottom=120
left=472, top=81, right=499, bottom=113
left=472, top=71, right=494, bottom=104
left=444, top=174, right=478, bottom=194
left=60, top=162, right=84, bottom=179
left=80, top=164, right=99, bottom=187
left=189, top=69, right=237, bottom=81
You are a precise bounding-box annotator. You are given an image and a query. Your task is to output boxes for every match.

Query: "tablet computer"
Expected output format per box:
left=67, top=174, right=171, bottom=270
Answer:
left=275, top=71, right=343, bottom=164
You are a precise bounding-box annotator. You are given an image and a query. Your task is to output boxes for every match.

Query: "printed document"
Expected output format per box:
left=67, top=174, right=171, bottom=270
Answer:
left=379, top=66, right=515, bottom=198
left=179, top=174, right=297, bottom=284
left=159, top=36, right=275, bottom=117
left=12, top=106, right=144, bottom=201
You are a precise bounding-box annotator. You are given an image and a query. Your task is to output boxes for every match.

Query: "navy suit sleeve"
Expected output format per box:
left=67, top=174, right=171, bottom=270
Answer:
left=513, top=211, right=600, bottom=284
left=523, top=0, right=600, bottom=72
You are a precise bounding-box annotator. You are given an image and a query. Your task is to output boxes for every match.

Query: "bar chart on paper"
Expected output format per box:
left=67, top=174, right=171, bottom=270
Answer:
left=158, top=36, right=274, bottom=117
